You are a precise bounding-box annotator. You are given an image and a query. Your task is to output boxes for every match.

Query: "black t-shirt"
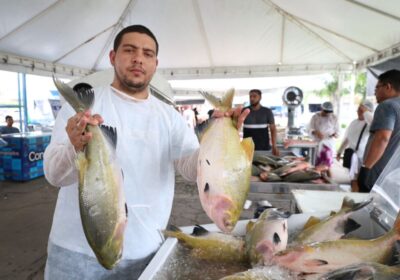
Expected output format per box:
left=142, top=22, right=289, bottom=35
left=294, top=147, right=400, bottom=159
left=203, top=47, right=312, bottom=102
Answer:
left=243, top=106, right=275, bottom=151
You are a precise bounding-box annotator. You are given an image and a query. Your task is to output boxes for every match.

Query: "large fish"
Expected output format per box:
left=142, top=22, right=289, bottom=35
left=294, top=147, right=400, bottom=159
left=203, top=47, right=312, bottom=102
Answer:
left=272, top=212, right=400, bottom=274
left=245, top=208, right=290, bottom=265
left=197, top=90, right=254, bottom=233
left=53, top=78, right=127, bottom=269
left=163, top=225, right=247, bottom=263
left=293, top=197, right=372, bottom=245
left=319, top=262, right=400, bottom=280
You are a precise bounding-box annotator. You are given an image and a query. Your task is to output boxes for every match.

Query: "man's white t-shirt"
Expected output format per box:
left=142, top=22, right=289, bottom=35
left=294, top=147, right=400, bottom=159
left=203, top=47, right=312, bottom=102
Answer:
left=44, top=86, right=199, bottom=260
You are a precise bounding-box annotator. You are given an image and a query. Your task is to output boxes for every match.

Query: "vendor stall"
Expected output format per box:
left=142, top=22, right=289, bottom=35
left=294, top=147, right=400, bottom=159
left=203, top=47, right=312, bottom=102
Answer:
left=139, top=139, right=400, bottom=279
left=0, top=132, right=51, bottom=181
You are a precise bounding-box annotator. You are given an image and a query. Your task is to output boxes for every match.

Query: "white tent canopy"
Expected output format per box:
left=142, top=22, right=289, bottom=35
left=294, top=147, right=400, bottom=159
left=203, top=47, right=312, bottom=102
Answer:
left=1, top=0, right=400, bottom=79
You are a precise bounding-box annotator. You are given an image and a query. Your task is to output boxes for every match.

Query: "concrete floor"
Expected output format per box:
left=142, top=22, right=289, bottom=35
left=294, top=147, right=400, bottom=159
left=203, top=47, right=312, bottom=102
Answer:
left=0, top=175, right=213, bottom=280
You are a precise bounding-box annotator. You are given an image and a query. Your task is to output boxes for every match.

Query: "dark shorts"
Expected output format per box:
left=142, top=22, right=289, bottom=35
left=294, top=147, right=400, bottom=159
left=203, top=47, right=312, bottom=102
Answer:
left=45, top=242, right=155, bottom=280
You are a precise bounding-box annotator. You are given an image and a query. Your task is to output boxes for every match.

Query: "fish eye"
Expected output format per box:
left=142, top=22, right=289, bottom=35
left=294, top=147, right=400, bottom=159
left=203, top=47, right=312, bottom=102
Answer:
left=273, top=232, right=281, bottom=244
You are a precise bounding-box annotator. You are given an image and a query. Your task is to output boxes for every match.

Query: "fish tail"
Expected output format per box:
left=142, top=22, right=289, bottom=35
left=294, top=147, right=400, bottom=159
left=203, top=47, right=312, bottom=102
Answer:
left=163, top=225, right=184, bottom=239
left=342, top=196, right=373, bottom=213
left=53, top=76, right=94, bottom=112
left=199, top=89, right=234, bottom=112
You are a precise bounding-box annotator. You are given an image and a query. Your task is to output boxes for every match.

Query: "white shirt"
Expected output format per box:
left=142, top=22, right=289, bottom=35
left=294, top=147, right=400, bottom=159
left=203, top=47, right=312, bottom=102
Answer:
left=342, top=119, right=370, bottom=160
left=44, top=86, right=199, bottom=260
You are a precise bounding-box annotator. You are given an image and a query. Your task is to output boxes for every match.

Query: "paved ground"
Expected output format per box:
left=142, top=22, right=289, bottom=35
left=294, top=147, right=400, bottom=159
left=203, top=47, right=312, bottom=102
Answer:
left=0, top=175, right=215, bottom=280
left=0, top=178, right=57, bottom=280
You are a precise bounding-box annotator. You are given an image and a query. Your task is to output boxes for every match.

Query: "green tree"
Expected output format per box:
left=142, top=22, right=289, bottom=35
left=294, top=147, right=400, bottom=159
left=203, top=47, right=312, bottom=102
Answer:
left=355, top=72, right=367, bottom=98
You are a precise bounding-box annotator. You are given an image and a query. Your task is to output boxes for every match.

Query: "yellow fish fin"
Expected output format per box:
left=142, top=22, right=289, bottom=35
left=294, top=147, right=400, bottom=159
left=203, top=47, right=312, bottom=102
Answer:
left=75, top=152, right=88, bottom=186
left=199, top=88, right=234, bottom=112
left=246, top=221, right=255, bottom=233
left=241, top=137, right=255, bottom=162
left=303, top=216, right=321, bottom=230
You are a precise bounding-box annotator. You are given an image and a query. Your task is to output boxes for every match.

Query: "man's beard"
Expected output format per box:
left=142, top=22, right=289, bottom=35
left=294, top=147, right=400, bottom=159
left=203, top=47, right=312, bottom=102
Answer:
left=122, top=78, right=147, bottom=93
left=115, top=69, right=149, bottom=93
left=251, top=101, right=259, bottom=107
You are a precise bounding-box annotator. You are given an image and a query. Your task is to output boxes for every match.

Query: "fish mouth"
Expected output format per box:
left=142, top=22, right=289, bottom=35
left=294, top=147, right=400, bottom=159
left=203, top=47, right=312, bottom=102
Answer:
left=255, top=240, right=275, bottom=264
left=209, top=196, right=236, bottom=233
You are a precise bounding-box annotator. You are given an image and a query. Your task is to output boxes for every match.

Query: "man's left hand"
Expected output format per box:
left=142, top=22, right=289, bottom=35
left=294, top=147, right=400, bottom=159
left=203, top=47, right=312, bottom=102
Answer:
left=212, top=107, right=250, bottom=130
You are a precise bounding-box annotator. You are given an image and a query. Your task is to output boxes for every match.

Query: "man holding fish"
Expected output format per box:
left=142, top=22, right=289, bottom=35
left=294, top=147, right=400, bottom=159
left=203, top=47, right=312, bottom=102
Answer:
left=44, top=25, right=250, bottom=279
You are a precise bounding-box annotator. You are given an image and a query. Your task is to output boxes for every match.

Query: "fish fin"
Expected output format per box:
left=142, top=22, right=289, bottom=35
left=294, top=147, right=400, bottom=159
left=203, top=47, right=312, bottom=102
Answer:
left=241, top=137, right=255, bottom=162
left=192, top=225, right=209, bottom=236
left=341, top=196, right=373, bottom=213
left=75, top=152, right=87, bottom=185
left=199, top=89, right=234, bottom=112
left=163, top=225, right=183, bottom=239
left=246, top=221, right=255, bottom=233
left=303, top=216, right=321, bottom=230
left=166, top=224, right=182, bottom=232
left=330, top=211, right=337, bottom=216
left=304, top=259, right=328, bottom=267
left=99, top=125, right=117, bottom=150
left=343, top=218, right=361, bottom=235
left=125, top=203, right=128, bottom=218
left=53, top=77, right=93, bottom=112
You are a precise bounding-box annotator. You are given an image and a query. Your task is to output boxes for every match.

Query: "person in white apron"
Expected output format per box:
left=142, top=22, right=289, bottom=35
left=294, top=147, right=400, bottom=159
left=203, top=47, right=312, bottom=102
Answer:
left=309, top=101, right=339, bottom=169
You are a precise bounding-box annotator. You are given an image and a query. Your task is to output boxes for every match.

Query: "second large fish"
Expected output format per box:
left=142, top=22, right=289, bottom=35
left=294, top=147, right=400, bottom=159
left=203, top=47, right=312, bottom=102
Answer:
left=197, top=89, right=254, bottom=233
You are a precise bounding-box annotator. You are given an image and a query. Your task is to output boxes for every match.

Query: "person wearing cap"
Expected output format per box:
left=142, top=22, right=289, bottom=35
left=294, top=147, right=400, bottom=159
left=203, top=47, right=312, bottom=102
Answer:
left=309, top=101, right=339, bottom=168
left=358, top=69, right=400, bottom=192
left=337, top=100, right=374, bottom=192
left=243, top=89, right=279, bottom=155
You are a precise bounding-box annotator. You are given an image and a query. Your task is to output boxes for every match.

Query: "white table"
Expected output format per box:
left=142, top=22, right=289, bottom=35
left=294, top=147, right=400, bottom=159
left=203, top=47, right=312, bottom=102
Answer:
left=292, top=189, right=371, bottom=213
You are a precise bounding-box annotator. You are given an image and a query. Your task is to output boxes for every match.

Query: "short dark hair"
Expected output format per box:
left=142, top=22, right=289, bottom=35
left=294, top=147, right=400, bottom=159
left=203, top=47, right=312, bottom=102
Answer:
left=378, top=69, right=400, bottom=92
left=249, top=89, right=262, bottom=96
left=113, top=25, right=159, bottom=55
left=73, top=82, right=93, bottom=93
left=5, top=115, right=12, bottom=121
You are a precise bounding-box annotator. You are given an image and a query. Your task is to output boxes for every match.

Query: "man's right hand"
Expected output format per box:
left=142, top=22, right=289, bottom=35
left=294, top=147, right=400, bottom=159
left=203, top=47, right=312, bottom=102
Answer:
left=66, top=110, right=103, bottom=152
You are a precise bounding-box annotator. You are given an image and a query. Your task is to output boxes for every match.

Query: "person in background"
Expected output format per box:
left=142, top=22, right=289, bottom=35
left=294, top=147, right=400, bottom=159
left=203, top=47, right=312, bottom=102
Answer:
left=193, top=107, right=199, bottom=125
left=358, top=69, right=400, bottom=193
left=182, top=105, right=196, bottom=130
left=309, top=101, right=339, bottom=168
left=0, top=115, right=20, bottom=134
left=336, top=100, right=374, bottom=192
left=243, top=89, right=279, bottom=155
